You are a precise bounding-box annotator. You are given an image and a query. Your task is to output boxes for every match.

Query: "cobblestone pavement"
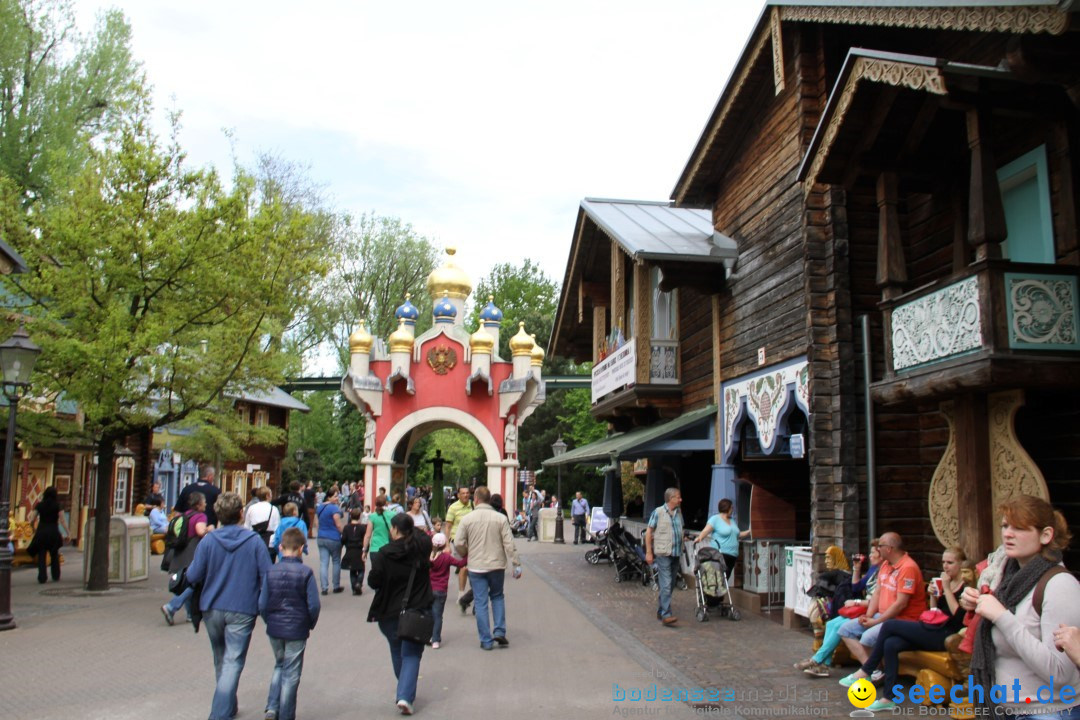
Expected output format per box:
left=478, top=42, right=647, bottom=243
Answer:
left=521, top=543, right=858, bottom=719
left=2, top=543, right=710, bottom=720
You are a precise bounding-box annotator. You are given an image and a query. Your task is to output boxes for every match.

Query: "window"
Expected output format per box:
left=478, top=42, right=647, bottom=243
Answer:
left=113, top=467, right=129, bottom=514
left=999, top=145, right=1054, bottom=264
left=255, top=407, right=269, bottom=427
left=651, top=267, right=678, bottom=340
left=237, top=404, right=248, bottom=423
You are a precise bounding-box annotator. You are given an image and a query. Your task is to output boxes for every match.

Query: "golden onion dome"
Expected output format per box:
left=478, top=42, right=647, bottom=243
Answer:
left=530, top=335, right=545, bottom=365
left=388, top=318, right=414, bottom=354
left=349, top=320, right=374, bottom=354
left=426, top=246, right=472, bottom=301
left=470, top=328, right=494, bottom=354
left=509, top=322, right=535, bottom=357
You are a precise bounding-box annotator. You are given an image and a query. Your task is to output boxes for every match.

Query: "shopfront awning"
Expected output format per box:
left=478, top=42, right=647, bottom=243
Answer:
left=542, top=405, right=716, bottom=467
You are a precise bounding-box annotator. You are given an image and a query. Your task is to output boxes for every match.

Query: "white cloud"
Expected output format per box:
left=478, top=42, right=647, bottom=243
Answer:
left=75, top=0, right=763, bottom=292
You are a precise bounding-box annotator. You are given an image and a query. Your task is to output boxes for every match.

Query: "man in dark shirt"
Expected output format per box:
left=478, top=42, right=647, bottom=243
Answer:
left=302, top=481, right=317, bottom=538
left=274, top=480, right=307, bottom=523
left=175, top=465, right=222, bottom=527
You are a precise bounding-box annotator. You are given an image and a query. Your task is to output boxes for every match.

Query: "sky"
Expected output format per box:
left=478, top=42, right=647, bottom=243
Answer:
left=73, top=1, right=765, bottom=285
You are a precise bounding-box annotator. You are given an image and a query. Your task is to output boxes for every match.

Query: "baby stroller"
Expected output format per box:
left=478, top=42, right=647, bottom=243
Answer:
left=610, top=523, right=649, bottom=584
left=585, top=526, right=613, bottom=565
left=693, top=546, right=740, bottom=622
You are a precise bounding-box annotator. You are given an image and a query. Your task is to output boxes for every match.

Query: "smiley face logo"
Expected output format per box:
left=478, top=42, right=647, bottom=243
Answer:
left=848, top=678, right=876, bottom=709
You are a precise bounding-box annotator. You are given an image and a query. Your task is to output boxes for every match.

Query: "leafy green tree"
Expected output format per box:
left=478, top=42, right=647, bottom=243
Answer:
left=0, top=0, right=144, bottom=205
left=311, top=213, right=440, bottom=370
left=471, top=259, right=558, bottom=358
left=0, top=113, right=332, bottom=590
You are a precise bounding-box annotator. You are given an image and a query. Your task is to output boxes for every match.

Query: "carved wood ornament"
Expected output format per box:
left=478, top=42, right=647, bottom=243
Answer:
left=929, top=390, right=1049, bottom=549
left=779, top=5, right=1069, bottom=36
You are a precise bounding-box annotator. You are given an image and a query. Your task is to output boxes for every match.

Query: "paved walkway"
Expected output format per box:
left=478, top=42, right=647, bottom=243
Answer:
left=1, top=543, right=701, bottom=720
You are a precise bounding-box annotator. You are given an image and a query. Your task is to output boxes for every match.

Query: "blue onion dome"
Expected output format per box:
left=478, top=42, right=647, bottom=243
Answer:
left=433, top=294, right=457, bottom=323
left=479, top=294, right=504, bottom=324
left=395, top=293, right=420, bottom=322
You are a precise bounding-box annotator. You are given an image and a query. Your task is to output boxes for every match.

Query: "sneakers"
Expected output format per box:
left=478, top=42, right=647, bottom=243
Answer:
left=396, top=699, right=414, bottom=715
left=493, top=635, right=509, bottom=646
left=870, top=669, right=885, bottom=683
left=431, top=642, right=441, bottom=649
left=867, top=699, right=897, bottom=712
left=333, top=587, right=344, bottom=594
left=321, top=589, right=328, bottom=596
left=662, top=616, right=678, bottom=626
left=480, top=643, right=493, bottom=651
left=803, top=662, right=830, bottom=678
left=793, top=657, right=817, bottom=671
left=264, top=712, right=277, bottom=720
left=839, top=672, right=866, bottom=687
left=161, top=604, right=175, bottom=626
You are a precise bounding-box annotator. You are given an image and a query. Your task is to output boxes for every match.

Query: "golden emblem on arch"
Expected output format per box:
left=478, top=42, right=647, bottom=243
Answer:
left=426, top=344, right=457, bottom=375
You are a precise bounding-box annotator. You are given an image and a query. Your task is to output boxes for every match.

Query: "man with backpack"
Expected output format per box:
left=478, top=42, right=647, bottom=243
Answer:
left=161, top=491, right=212, bottom=626
left=175, top=464, right=222, bottom=527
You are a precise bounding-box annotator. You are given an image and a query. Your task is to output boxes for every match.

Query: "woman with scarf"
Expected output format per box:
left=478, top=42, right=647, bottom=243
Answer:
left=368, top=512, right=433, bottom=716
left=960, top=495, right=1080, bottom=719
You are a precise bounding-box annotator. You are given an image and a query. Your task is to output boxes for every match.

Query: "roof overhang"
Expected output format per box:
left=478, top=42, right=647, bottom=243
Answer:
left=542, top=405, right=717, bottom=467
left=0, top=236, right=28, bottom=275
left=673, top=1, right=1072, bottom=206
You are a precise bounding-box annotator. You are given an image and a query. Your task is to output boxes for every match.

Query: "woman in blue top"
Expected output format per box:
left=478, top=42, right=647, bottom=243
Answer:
left=695, top=498, right=751, bottom=578
left=316, top=486, right=346, bottom=595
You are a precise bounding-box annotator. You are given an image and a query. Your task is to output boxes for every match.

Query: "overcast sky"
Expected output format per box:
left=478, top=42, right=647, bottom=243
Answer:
left=75, top=1, right=764, bottom=290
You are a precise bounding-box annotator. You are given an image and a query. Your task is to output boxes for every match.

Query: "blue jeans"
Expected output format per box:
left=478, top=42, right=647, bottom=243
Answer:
left=266, top=637, right=307, bottom=720
left=654, top=555, right=679, bottom=620
left=378, top=617, right=425, bottom=705
left=317, top=538, right=342, bottom=592
left=431, top=591, right=447, bottom=643
left=203, top=610, right=256, bottom=720
left=166, top=586, right=193, bottom=618
left=469, top=570, right=506, bottom=647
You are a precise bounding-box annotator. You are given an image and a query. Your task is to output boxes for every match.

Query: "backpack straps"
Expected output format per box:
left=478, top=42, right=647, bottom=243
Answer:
left=1033, top=566, right=1067, bottom=617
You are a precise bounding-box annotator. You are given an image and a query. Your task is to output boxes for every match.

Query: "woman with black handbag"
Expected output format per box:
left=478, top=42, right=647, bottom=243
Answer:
left=367, top=512, right=433, bottom=716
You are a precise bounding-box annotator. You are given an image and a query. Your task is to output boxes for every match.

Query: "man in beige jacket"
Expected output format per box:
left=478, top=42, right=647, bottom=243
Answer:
left=454, top=486, right=522, bottom=650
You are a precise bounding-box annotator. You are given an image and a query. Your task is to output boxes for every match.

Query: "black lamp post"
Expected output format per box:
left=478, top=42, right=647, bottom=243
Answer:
left=0, top=325, right=41, bottom=632
left=295, top=448, right=304, bottom=485
left=551, top=437, right=567, bottom=544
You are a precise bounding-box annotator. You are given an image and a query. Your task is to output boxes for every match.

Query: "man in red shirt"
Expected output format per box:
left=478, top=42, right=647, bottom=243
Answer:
left=841, top=532, right=927, bottom=665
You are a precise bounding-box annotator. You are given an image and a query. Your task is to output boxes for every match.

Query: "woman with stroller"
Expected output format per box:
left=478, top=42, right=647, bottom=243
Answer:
left=695, top=499, right=750, bottom=579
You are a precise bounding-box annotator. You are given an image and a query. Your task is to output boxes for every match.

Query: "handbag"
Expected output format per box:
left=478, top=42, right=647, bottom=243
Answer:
left=397, top=562, right=434, bottom=645
left=168, top=566, right=189, bottom=595
left=919, top=608, right=950, bottom=627
left=838, top=603, right=868, bottom=619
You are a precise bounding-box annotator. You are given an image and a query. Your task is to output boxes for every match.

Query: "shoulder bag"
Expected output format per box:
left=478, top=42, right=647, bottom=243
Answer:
left=397, top=561, right=434, bottom=645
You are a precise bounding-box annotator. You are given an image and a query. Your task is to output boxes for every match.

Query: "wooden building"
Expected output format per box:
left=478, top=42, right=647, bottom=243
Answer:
left=550, top=0, right=1080, bottom=581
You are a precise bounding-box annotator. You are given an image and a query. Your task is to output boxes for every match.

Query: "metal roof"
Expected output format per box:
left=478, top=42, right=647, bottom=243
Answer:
left=580, top=199, right=737, bottom=264
left=233, top=386, right=310, bottom=413
left=542, top=405, right=717, bottom=467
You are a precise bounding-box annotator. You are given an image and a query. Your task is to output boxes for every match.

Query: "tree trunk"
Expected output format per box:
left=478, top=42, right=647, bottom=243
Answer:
left=86, top=433, right=120, bottom=591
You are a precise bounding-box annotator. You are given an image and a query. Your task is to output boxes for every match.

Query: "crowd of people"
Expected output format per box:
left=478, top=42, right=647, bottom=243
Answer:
left=156, top=469, right=524, bottom=718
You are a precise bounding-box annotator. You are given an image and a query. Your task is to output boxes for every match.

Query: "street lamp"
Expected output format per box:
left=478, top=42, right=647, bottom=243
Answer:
left=295, top=448, right=304, bottom=485
left=0, top=325, right=41, bottom=632
left=551, top=437, right=567, bottom=544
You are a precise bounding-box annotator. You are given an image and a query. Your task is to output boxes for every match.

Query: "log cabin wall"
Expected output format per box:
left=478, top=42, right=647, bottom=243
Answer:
left=679, top=285, right=715, bottom=411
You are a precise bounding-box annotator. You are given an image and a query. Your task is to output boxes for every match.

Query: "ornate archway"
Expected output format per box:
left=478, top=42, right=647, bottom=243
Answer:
left=341, top=248, right=546, bottom=513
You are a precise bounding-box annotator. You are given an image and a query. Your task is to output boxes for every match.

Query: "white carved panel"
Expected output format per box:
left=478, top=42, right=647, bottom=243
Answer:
left=892, top=276, right=982, bottom=371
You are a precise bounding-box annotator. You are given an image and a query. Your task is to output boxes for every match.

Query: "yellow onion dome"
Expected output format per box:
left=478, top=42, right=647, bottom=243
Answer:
left=509, top=322, right=535, bottom=357
left=388, top=318, right=414, bottom=354
left=470, top=327, right=494, bottom=355
left=426, top=246, right=472, bottom=301
left=530, top=335, right=545, bottom=366
left=348, top=320, right=373, bottom=354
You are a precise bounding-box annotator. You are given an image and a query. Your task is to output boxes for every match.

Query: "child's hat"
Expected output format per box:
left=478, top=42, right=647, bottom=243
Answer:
left=432, top=532, right=447, bottom=547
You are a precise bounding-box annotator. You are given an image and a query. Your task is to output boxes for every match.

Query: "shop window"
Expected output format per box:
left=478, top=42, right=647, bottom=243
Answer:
left=113, top=467, right=129, bottom=514
left=998, top=145, right=1054, bottom=264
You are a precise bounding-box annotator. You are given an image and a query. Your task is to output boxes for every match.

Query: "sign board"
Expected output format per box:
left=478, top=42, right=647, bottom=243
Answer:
left=592, top=343, right=636, bottom=403
left=789, top=433, right=805, bottom=459
left=589, top=508, right=609, bottom=534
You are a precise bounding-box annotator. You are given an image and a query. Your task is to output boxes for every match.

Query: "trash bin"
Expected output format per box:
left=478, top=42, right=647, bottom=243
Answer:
left=538, top=508, right=556, bottom=542
left=785, top=546, right=814, bottom=618
left=82, top=514, right=151, bottom=584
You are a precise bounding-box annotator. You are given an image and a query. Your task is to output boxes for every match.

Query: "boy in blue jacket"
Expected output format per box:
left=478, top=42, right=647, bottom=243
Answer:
left=260, top=527, right=320, bottom=720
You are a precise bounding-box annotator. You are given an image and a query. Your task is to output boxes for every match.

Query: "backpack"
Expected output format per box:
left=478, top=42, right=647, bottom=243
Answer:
left=165, top=511, right=192, bottom=554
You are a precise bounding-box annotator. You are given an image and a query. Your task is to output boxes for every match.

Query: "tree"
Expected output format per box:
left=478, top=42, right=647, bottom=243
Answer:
left=0, top=113, right=333, bottom=590
left=471, top=259, right=559, bottom=358
left=0, top=0, right=144, bottom=205
left=311, top=213, right=440, bottom=370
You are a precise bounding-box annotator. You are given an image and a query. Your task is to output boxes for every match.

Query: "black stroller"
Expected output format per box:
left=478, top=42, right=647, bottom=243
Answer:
left=585, top=526, right=613, bottom=565
left=692, top=546, right=740, bottom=622
left=609, top=522, right=651, bottom=584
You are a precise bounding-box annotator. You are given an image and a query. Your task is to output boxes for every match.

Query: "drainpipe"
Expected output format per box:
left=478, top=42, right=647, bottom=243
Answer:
left=860, top=315, right=877, bottom=543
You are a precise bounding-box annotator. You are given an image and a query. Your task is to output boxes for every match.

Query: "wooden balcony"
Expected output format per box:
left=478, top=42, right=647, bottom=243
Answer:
left=872, top=260, right=1080, bottom=405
